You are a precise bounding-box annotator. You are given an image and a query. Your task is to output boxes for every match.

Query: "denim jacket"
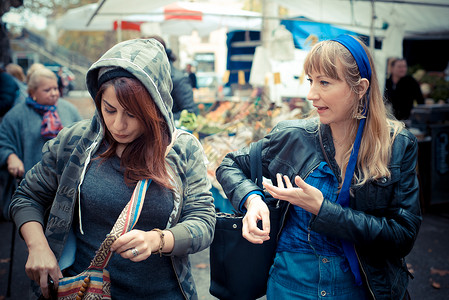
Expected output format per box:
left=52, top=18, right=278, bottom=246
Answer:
left=216, top=118, right=421, bottom=300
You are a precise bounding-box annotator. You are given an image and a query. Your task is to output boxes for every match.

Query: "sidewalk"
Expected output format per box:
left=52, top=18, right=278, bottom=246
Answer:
left=1, top=207, right=448, bottom=299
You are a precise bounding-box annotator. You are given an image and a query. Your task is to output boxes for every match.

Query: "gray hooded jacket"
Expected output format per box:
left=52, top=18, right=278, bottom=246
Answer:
left=10, top=39, right=215, bottom=299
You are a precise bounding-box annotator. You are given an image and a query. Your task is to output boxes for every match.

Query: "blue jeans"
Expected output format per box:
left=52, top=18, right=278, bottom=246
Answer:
left=267, top=252, right=369, bottom=299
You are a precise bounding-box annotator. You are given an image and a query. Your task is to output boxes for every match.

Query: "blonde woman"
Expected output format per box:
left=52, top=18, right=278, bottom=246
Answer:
left=0, top=67, right=81, bottom=179
left=216, top=35, right=420, bottom=299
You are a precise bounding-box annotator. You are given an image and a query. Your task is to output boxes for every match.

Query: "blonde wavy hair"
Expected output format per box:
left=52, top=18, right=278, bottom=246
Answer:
left=303, top=37, right=404, bottom=185
left=27, top=67, right=57, bottom=97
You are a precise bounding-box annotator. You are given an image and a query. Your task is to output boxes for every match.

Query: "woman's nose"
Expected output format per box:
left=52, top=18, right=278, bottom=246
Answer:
left=113, top=113, right=127, bottom=131
left=307, top=84, right=318, bottom=101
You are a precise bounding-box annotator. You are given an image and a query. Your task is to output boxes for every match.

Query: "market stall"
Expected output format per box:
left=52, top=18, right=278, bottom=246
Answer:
left=178, top=87, right=310, bottom=212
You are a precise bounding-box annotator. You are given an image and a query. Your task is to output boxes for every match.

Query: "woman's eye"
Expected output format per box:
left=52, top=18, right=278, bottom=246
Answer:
left=306, top=78, right=312, bottom=85
left=104, top=108, right=115, bottom=114
left=320, top=81, right=329, bottom=86
left=126, top=112, right=135, bottom=118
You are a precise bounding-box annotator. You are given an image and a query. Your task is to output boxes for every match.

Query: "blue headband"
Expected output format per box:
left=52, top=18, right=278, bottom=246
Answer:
left=332, top=35, right=372, bottom=82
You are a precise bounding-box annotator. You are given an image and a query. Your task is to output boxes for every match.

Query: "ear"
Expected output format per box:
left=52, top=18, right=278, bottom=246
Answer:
left=358, top=78, right=370, bottom=99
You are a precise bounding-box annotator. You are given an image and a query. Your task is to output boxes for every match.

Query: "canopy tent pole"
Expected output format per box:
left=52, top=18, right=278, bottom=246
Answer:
left=261, top=0, right=279, bottom=49
left=117, top=19, right=122, bottom=42
left=86, top=0, right=106, bottom=27
left=370, top=0, right=375, bottom=53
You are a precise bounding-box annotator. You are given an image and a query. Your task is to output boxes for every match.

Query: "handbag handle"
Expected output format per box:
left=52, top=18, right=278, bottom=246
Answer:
left=89, top=179, right=151, bottom=269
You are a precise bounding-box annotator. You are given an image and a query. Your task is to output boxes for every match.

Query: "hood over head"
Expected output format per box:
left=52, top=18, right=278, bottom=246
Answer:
left=86, top=38, right=175, bottom=140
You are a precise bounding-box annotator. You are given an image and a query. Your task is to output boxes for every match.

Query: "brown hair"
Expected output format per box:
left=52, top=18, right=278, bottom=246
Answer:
left=304, top=37, right=403, bottom=185
left=6, top=63, right=26, bottom=82
left=95, top=77, right=172, bottom=188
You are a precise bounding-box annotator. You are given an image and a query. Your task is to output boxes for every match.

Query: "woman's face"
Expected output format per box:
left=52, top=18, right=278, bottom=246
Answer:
left=306, top=62, right=357, bottom=128
left=101, top=85, right=144, bottom=153
left=31, top=77, right=59, bottom=106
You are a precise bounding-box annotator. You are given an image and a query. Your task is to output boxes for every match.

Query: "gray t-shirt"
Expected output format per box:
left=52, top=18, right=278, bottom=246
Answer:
left=67, top=143, right=184, bottom=299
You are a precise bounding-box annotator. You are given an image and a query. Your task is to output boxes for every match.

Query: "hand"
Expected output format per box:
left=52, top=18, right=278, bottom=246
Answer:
left=25, top=242, right=62, bottom=299
left=7, top=153, right=24, bottom=178
left=263, top=173, right=324, bottom=215
left=242, top=196, right=271, bottom=244
left=111, top=229, right=160, bottom=262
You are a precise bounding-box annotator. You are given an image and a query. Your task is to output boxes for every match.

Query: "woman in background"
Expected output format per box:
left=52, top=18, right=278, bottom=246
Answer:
left=0, top=67, right=81, bottom=179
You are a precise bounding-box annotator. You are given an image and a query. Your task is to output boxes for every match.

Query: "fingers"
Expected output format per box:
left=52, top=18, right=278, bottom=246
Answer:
left=40, top=274, right=50, bottom=299
left=24, top=252, right=61, bottom=298
left=276, top=173, right=285, bottom=188
left=242, top=199, right=270, bottom=244
left=18, top=167, right=25, bottom=178
left=294, top=175, right=307, bottom=189
left=49, top=269, right=63, bottom=288
left=7, top=162, right=25, bottom=178
left=111, top=230, right=155, bottom=262
left=283, top=175, right=293, bottom=188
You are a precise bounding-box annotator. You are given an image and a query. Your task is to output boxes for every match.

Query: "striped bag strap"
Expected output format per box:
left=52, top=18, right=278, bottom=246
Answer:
left=89, top=179, right=151, bottom=269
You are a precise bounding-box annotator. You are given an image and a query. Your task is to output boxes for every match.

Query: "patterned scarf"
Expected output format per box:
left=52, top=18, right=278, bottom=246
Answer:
left=26, top=96, right=63, bottom=139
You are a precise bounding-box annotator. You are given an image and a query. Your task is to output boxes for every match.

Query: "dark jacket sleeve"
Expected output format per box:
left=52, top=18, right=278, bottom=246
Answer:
left=410, top=77, right=424, bottom=105
left=0, top=72, right=19, bottom=118
left=170, top=65, right=198, bottom=120
left=9, top=129, right=64, bottom=231
left=310, top=131, right=421, bottom=258
left=216, top=143, right=264, bottom=212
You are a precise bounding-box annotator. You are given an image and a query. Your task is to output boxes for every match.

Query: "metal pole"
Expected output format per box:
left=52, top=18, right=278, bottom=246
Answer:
left=370, top=0, right=375, bottom=53
left=117, top=19, right=122, bottom=42
left=261, top=0, right=279, bottom=49
left=6, top=222, right=16, bottom=298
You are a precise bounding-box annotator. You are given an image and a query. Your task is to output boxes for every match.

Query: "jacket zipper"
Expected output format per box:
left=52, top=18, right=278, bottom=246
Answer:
left=277, top=163, right=320, bottom=241
left=167, top=161, right=188, bottom=299
left=305, top=163, right=324, bottom=252
left=170, top=257, right=188, bottom=299
left=355, top=248, right=376, bottom=299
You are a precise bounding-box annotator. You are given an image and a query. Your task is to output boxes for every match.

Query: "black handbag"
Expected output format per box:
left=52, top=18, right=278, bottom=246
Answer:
left=210, top=141, right=283, bottom=300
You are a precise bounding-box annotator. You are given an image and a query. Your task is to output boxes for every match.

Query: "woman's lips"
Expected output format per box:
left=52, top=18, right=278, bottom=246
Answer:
left=315, top=106, right=328, bottom=113
left=114, top=134, right=128, bottom=139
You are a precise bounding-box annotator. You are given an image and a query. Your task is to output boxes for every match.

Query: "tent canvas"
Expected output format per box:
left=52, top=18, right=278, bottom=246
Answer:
left=56, top=1, right=261, bottom=37
left=280, top=17, right=368, bottom=50
left=271, top=0, right=449, bottom=92
left=274, top=0, right=449, bottom=39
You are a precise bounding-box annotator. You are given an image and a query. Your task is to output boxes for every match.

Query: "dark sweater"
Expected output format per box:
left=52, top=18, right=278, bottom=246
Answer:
left=384, top=75, right=424, bottom=120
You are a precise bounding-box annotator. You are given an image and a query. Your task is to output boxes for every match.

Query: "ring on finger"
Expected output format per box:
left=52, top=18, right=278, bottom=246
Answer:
left=131, top=248, right=139, bottom=257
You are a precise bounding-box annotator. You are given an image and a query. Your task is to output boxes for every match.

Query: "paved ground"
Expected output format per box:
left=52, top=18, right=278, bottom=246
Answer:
left=1, top=206, right=448, bottom=300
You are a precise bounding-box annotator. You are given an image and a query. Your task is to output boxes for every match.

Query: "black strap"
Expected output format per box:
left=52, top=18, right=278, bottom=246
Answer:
left=249, top=141, right=263, bottom=188
left=318, top=127, right=333, bottom=168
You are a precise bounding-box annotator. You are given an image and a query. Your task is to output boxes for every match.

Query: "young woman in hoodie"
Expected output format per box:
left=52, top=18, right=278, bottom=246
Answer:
left=9, top=38, right=215, bottom=300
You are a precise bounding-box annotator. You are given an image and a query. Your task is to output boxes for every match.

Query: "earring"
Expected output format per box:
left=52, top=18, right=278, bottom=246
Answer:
left=353, top=96, right=366, bottom=120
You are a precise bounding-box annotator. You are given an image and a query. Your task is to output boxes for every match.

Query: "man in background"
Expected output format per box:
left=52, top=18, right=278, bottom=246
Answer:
left=384, top=58, right=424, bottom=120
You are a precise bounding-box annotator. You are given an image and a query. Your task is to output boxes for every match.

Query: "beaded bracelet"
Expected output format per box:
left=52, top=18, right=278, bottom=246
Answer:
left=151, top=228, right=165, bottom=257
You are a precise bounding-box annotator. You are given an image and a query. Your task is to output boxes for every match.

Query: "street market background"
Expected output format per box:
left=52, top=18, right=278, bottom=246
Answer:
left=1, top=0, right=449, bottom=299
